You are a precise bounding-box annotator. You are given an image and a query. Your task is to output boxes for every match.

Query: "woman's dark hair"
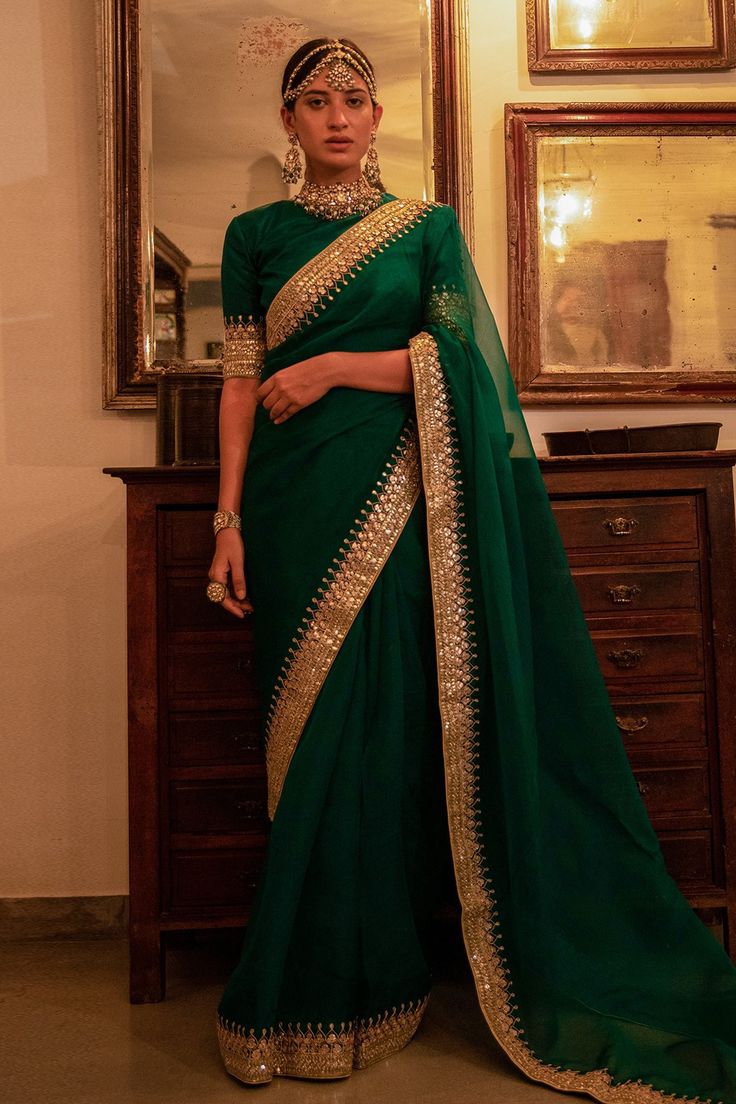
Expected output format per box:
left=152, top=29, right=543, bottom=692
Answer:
left=281, top=37, right=377, bottom=106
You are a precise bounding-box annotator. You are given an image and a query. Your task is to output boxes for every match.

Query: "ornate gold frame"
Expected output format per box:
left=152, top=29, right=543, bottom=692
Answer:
left=505, top=101, right=736, bottom=405
left=97, top=0, right=474, bottom=409
left=526, top=0, right=736, bottom=73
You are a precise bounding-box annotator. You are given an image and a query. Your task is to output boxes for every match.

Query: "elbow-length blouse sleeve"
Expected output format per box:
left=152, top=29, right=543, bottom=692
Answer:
left=420, top=204, right=474, bottom=345
left=220, top=216, right=266, bottom=380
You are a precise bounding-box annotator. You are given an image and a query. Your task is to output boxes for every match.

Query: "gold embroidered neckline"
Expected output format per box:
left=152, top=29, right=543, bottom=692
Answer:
left=292, top=173, right=383, bottom=220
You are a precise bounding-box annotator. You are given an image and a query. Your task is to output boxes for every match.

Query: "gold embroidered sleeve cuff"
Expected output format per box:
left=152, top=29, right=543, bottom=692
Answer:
left=424, top=284, right=472, bottom=342
left=223, top=314, right=266, bottom=379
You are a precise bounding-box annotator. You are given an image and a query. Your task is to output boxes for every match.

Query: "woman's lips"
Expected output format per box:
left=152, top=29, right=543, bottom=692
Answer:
left=326, top=139, right=353, bottom=147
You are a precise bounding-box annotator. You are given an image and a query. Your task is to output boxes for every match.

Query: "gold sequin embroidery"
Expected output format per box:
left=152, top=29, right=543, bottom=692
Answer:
left=265, top=420, right=422, bottom=821
left=425, top=283, right=472, bottom=342
left=222, top=314, right=266, bottom=379
left=265, top=199, right=438, bottom=350
left=409, top=330, right=711, bottom=1104
left=216, top=995, right=429, bottom=1084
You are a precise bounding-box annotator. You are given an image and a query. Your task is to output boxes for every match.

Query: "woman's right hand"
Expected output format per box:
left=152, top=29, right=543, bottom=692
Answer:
left=208, top=529, right=254, bottom=620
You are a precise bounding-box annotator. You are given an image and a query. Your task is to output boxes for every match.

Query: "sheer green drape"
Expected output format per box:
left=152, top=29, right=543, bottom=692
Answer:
left=419, top=207, right=736, bottom=1101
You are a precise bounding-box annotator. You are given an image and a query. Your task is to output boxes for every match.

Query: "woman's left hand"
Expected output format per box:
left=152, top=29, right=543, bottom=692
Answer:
left=256, top=352, right=335, bottom=424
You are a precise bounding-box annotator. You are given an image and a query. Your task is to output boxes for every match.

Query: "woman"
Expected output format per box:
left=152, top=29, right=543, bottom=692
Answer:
left=208, top=36, right=736, bottom=1101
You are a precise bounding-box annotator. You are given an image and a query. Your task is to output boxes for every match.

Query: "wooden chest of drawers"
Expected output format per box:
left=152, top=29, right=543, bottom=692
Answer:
left=104, top=467, right=268, bottom=1001
left=106, top=450, right=736, bottom=1002
left=538, top=451, right=736, bottom=952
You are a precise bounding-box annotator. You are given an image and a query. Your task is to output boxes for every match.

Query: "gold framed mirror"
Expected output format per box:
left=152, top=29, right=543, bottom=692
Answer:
left=98, top=0, right=473, bottom=409
left=526, top=0, right=736, bottom=72
left=506, top=102, right=736, bottom=405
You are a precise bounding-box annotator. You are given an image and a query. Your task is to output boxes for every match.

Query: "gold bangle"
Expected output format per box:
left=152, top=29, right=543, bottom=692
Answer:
left=214, top=509, right=241, bottom=536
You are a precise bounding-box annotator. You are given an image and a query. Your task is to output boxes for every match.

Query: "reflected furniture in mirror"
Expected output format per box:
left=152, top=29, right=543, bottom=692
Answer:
left=105, top=447, right=736, bottom=999
left=526, top=0, right=736, bottom=72
left=97, top=0, right=473, bottom=409
left=505, top=102, right=736, bottom=404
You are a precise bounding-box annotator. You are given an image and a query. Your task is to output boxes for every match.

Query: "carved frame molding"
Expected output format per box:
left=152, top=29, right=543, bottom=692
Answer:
left=525, top=0, right=736, bottom=73
left=505, top=101, right=736, bottom=405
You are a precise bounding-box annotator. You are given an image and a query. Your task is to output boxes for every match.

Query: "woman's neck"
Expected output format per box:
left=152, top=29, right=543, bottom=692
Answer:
left=303, top=169, right=363, bottom=186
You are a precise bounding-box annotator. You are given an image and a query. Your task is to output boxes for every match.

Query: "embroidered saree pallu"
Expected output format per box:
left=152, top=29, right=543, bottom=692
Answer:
left=214, top=194, right=736, bottom=1100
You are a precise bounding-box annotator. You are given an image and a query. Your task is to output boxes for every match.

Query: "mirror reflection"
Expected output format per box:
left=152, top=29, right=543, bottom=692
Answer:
left=140, top=0, right=433, bottom=369
left=548, top=0, right=715, bottom=50
left=538, top=135, right=736, bottom=373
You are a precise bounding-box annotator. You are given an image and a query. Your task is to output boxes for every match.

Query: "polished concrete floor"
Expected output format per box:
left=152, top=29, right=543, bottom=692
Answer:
left=1, top=925, right=566, bottom=1104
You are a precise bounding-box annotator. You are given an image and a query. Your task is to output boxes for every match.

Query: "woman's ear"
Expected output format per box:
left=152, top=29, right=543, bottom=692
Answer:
left=280, top=104, right=296, bottom=137
left=372, top=102, right=384, bottom=131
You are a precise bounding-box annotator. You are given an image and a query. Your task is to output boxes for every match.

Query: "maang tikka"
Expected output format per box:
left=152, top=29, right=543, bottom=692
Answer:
left=282, top=132, right=302, bottom=184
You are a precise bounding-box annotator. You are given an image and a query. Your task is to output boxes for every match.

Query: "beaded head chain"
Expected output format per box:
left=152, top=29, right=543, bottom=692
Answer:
left=282, top=39, right=378, bottom=105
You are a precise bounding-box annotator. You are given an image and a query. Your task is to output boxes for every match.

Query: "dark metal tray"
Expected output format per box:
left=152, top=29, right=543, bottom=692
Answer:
left=543, top=422, right=722, bottom=457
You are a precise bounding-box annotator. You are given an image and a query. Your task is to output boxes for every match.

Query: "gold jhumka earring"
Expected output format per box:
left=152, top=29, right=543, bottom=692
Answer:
left=282, top=132, right=302, bottom=184
left=364, top=131, right=382, bottom=188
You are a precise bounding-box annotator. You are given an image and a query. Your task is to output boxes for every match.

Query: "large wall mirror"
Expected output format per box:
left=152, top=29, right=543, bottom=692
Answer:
left=506, top=102, right=736, bottom=404
left=98, top=0, right=473, bottom=409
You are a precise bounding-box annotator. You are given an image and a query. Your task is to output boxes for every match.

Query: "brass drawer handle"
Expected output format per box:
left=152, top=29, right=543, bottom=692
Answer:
left=607, top=584, right=641, bottom=605
left=603, top=516, right=639, bottom=537
left=636, top=779, right=650, bottom=796
left=615, top=714, right=649, bottom=734
left=607, top=646, right=645, bottom=669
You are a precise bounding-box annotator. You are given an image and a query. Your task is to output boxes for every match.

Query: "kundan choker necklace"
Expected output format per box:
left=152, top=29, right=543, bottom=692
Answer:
left=292, top=173, right=383, bottom=220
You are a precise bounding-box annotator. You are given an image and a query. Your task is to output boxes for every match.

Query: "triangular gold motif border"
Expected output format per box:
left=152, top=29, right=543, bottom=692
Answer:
left=264, top=420, right=422, bottom=820
left=265, top=198, right=437, bottom=350
left=408, top=330, right=713, bottom=1104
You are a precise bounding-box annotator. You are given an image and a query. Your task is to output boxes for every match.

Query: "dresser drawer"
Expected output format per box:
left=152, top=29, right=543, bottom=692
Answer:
left=551, top=496, right=698, bottom=552
left=169, top=711, right=263, bottom=766
left=658, top=831, right=715, bottom=888
left=163, top=509, right=215, bottom=565
left=633, top=762, right=710, bottom=817
left=170, top=778, right=268, bottom=834
left=167, top=640, right=257, bottom=703
left=592, top=628, right=703, bottom=681
left=169, top=848, right=264, bottom=910
left=165, top=575, right=253, bottom=632
left=571, top=564, right=700, bottom=615
left=610, top=694, right=706, bottom=748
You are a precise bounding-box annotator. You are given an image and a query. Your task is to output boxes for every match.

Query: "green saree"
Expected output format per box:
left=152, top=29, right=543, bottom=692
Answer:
left=215, top=193, right=736, bottom=1101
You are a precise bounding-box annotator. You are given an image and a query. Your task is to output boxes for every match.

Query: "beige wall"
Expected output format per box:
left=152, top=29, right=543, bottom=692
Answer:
left=1, top=0, right=156, bottom=897
left=2, top=0, right=735, bottom=898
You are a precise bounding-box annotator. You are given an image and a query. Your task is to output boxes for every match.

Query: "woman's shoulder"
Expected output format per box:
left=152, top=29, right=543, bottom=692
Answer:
left=224, top=199, right=296, bottom=243
left=383, top=194, right=458, bottom=230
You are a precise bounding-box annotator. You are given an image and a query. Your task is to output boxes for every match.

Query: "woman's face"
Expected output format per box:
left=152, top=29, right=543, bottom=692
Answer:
left=280, top=67, right=383, bottom=183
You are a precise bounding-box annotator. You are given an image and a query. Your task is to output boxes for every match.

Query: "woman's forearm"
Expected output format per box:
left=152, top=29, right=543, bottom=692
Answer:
left=324, top=349, right=413, bottom=394
left=217, top=378, right=259, bottom=512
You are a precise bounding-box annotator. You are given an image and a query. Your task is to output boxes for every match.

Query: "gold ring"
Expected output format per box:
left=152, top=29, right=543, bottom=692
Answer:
left=206, top=580, right=228, bottom=603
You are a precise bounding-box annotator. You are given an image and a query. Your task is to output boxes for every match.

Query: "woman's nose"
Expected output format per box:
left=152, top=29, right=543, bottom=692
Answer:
left=327, top=107, right=348, bottom=128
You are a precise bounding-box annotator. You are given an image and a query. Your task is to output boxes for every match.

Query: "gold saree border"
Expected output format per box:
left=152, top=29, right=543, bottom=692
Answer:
left=265, top=198, right=438, bottom=350
left=216, top=995, right=429, bottom=1084
left=408, top=331, right=714, bottom=1104
left=264, top=419, right=422, bottom=820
